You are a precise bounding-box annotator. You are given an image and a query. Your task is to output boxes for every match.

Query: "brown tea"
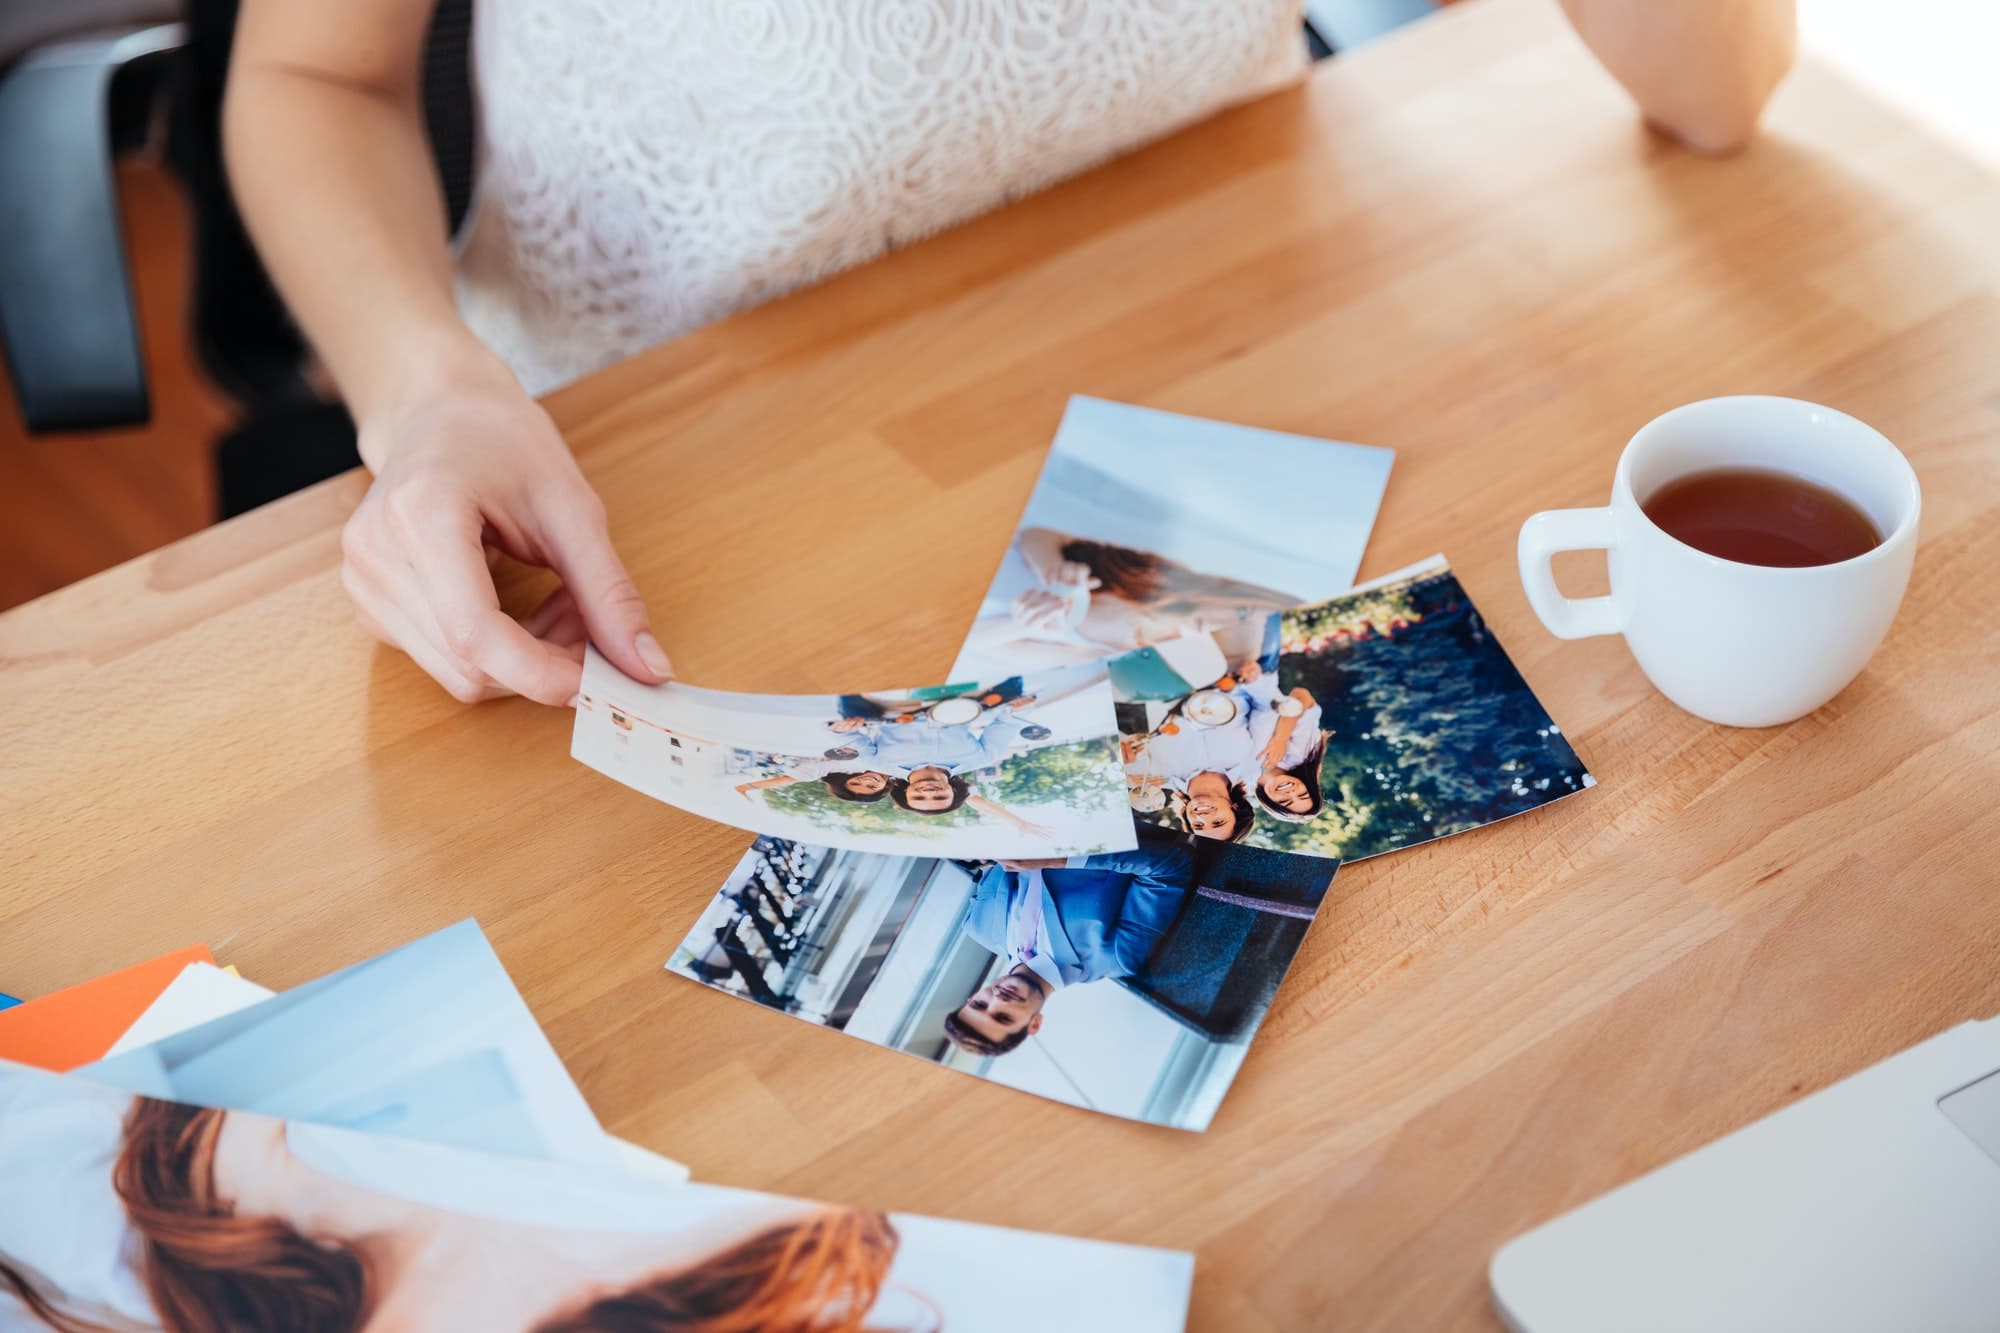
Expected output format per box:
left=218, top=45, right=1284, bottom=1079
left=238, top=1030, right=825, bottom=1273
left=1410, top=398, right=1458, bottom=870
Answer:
left=1641, top=467, right=1883, bottom=567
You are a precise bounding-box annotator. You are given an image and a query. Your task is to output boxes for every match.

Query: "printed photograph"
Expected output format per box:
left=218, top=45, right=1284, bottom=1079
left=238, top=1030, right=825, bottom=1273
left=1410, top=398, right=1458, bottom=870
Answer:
left=574, top=654, right=1135, bottom=859
left=78, top=920, right=615, bottom=1169
left=667, top=830, right=1339, bottom=1131
left=948, top=395, right=1395, bottom=681
left=1112, top=557, right=1594, bottom=861
left=0, top=1065, right=1192, bottom=1333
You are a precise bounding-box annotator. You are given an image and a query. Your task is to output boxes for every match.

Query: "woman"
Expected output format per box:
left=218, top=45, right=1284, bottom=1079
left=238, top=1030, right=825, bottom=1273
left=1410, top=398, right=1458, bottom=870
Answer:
left=737, top=748, right=893, bottom=805
left=1247, top=686, right=1329, bottom=822
left=737, top=710, right=1055, bottom=837
left=961, top=528, right=1299, bottom=673
left=0, top=1075, right=899, bottom=1332
left=225, top=1, right=1795, bottom=706
left=1170, top=772, right=1258, bottom=845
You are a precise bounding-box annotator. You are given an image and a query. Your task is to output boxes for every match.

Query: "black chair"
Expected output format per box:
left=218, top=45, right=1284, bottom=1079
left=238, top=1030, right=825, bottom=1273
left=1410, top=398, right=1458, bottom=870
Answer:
left=0, top=0, right=474, bottom=513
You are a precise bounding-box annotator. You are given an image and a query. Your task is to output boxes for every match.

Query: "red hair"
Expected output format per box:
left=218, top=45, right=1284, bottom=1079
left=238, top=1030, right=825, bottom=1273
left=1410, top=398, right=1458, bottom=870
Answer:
left=532, top=1209, right=899, bottom=1333
left=1, top=1099, right=898, bottom=1333
left=0, top=1099, right=370, bottom=1333
left=1059, top=538, right=1290, bottom=612
left=115, top=1100, right=374, bottom=1332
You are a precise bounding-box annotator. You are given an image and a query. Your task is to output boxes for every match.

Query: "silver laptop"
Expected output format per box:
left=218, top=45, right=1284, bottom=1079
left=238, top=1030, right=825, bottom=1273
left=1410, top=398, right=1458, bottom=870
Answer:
left=1491, top=1016, right=2000, bottom=1332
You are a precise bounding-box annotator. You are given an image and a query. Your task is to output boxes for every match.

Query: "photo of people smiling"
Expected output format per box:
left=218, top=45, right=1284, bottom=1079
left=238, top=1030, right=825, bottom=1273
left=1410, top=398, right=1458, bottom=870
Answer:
left=572, top=654, right=1135, bottom=859
left=667, top=831, right=1339, bottom=1130
left=0, top=1064, right=1192, bottom=1332
left=948, top=396, right=1394, bottom=682
left=1112, top=558, right=1594, bottom=861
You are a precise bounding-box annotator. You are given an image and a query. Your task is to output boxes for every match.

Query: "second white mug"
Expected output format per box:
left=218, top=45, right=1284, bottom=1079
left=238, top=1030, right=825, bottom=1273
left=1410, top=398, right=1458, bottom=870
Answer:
left=1517, top=396, right=1920, bottom=728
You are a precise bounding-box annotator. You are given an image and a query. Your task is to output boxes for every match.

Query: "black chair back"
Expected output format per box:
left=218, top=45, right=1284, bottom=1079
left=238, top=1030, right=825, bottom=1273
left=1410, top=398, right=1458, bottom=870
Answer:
left=166, top=0, right=475, bottom=410
left=165, top=0, right=473, bottom=514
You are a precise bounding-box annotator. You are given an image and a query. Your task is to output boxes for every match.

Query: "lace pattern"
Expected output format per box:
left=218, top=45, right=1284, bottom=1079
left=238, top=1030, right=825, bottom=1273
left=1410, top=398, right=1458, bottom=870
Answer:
left=453, top=0, right=1306, bottom=394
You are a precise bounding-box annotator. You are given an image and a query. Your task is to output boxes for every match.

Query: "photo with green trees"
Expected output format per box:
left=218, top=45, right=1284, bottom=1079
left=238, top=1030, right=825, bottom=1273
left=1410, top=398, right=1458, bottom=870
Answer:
left=753, top=736, right=1130, bottom=848
left=1140, top=565, right=1591, bottom=860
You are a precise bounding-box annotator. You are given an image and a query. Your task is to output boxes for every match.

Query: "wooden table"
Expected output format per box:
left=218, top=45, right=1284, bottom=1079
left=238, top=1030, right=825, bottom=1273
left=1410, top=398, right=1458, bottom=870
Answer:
left=6, top=1, right=1998, bottom=1326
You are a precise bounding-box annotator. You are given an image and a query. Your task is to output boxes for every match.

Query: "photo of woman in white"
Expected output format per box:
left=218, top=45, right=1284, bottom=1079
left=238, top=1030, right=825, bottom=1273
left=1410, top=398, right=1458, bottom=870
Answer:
left=0, top=1074, right=900, bottom=1333
left=959, top=527, right=1296, bottom=675
left=1246, top=687, right=1330, bottom=823
left=0, top=1069, right=1191, bottom=1332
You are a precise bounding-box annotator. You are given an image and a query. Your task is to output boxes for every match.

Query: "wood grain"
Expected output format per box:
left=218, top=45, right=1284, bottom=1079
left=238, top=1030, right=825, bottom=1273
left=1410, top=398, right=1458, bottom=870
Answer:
left=4, top=2, right=1999, bottom=1328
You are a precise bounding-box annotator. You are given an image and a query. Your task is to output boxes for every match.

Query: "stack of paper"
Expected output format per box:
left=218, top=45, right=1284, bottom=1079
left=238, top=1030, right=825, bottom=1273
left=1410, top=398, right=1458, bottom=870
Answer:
left=0, top=924, right=1192, bottom=1331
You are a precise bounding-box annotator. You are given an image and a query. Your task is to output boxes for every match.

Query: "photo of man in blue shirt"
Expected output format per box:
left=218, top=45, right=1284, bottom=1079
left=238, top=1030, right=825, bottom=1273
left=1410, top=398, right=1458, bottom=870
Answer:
left=943, top=830, right=1194, bottom=1056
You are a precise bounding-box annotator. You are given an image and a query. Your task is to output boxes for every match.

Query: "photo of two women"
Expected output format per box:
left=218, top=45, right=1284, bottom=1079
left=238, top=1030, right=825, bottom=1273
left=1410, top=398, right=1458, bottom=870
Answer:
left=1112, top=560, right=1594, bottom=862
left=573, top=655, right=1134, bottom=859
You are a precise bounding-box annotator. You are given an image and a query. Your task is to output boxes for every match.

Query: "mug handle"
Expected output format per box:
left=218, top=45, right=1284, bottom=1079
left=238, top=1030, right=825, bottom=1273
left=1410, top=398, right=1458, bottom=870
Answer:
left=1517, top=508, right=1625, bottom=639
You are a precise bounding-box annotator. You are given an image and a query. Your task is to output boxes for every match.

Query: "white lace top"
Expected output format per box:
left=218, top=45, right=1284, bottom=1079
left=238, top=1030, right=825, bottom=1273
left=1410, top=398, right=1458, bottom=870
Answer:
left=453, top=1, right=1307, bottom=395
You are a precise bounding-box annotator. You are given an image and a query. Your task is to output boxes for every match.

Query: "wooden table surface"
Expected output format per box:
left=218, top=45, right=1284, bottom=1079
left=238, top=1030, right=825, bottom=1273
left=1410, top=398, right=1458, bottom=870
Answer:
left=6, top=1, right=1999, bottom=1326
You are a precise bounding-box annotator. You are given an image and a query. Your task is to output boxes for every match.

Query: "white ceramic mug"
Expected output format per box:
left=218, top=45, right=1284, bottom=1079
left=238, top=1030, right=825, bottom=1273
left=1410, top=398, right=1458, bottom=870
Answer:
left=1518, top=396, right=1920, bottom=727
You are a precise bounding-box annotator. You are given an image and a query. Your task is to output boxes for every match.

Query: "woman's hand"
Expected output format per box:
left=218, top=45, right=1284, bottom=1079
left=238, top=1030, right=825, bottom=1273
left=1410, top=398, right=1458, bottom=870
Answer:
left=340, top=363, right=672, bottom=705
left=1010, top=587, right=1077, bottom=634
left=1044, top=560, right=1100, bottom=590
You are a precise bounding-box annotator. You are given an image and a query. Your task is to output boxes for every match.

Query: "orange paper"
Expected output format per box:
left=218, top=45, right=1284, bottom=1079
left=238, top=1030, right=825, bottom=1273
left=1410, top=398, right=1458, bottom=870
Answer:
left=0, top=945, right=214, bottom=1071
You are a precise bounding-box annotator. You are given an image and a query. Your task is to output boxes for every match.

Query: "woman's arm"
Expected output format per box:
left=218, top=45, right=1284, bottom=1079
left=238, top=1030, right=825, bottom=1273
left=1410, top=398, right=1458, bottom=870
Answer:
left=1258, top=711, right=1301, bottom=770
left=1256, top=688, right=1317, bottom=767
left=735, top=776, right=798, bottom=797
left=226, top=0, right=670, bottom=704
left=1559, top=0, right=1797, bottom=154
left=1012, top=528, right=1072, bottom=585
left=1015, top=528, right=1099, bottom=590
left=967, top=796, right=1054, bottom=839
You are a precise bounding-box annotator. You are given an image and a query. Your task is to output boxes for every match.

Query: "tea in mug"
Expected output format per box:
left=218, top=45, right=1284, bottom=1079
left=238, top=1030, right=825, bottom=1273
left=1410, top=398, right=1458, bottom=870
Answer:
left=1641, top=468, right=1882, bottom=568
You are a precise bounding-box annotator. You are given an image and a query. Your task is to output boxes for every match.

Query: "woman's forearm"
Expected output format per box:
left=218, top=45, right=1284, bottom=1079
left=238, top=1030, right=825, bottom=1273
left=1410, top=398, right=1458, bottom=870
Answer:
left=1559, top=0, right=1797, bottom=154
left=1260, top=714, right=1300, bottom=769
left=222, top=1, right=669, bottom=707
left=224, top=4, right=507, bottom=461
left=1014, top=528, right=1070, bottom=584
left=968, top=795, right=1019, bottom=826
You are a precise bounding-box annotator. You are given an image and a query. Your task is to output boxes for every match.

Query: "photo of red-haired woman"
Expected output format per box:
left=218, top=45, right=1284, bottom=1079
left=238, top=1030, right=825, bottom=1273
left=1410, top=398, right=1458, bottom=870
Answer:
left=0, top=1067, right=1192, bottom=1332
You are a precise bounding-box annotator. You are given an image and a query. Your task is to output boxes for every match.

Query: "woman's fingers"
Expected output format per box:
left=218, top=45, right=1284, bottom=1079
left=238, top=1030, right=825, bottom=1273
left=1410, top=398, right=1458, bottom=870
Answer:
left=1011, top=588, right=1068, bottom=631
left=342, top=550, right=507, bottom=703
left=536, top=485, right=672, bottom=685
left=393, top=498, right=585, bottom=707
left=1052, top=561, right=1102, bottom=590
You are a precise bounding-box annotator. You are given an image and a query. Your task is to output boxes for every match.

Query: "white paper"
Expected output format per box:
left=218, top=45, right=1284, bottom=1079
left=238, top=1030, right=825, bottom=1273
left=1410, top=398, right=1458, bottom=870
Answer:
left=104, top=963, right=273, bottom=1056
